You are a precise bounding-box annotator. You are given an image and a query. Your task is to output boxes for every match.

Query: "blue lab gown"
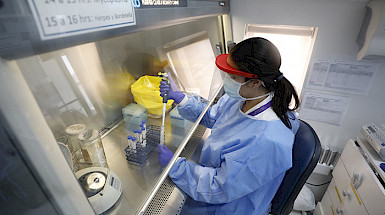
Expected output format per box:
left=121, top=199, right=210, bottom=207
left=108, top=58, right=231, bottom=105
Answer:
left=168, top=94, right=299, bottom=215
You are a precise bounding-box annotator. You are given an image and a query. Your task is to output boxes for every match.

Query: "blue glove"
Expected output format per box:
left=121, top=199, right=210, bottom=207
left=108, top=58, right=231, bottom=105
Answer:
left=158, top=144, right=174, bottom=167
left=159, top=80, right=185, bottom=104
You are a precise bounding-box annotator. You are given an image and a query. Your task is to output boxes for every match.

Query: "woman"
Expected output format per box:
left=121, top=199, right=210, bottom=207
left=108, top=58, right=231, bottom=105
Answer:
left=158, top=37, right=300, bottom=215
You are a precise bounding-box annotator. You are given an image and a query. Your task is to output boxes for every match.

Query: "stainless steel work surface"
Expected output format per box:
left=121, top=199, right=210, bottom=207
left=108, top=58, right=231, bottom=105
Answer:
left=144, top=126, right=210, bottom=215
left=100, top=116, right=195, bottom=214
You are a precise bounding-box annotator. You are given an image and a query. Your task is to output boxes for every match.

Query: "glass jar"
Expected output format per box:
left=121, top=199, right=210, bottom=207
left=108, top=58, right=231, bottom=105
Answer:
left=78, top=129, right=107, bottom=168
left=65, top=124, right=87, bottom=172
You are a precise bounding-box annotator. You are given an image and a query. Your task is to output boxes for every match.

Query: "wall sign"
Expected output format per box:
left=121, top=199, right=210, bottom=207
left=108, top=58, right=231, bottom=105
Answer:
left=27, top=0, right=136, bottom=40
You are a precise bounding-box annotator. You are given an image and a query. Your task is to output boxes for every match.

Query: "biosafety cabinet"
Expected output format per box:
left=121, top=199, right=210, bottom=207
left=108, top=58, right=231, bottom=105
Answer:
left=0, top=1, right=231, bottom=214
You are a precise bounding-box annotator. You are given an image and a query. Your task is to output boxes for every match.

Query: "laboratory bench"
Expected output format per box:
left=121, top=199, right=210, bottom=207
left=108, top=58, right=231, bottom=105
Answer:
left=100, top=112, right=210, bottom=215
left=314, top=137, right=385, bottom=215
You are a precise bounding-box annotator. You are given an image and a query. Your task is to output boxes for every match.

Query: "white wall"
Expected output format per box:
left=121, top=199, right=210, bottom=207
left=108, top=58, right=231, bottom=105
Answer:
left=230, top=0, right=385, bottom=152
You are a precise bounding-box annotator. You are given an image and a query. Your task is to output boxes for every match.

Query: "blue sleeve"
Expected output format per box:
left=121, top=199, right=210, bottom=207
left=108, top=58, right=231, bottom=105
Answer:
left=177, top=95, right=229, bottom=129
left=168, top=135, right=293, bottom=204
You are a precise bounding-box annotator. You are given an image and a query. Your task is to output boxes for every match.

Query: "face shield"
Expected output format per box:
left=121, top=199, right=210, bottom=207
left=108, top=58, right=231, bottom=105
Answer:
left=215, top=54, right=258, bottom=79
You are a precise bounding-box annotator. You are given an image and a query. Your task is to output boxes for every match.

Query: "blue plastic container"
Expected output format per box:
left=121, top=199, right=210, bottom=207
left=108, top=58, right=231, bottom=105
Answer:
left=122, top=103, right=148, bottom=131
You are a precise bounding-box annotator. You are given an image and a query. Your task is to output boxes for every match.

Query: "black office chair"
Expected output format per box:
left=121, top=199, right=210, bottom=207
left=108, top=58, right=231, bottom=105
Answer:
left=270, top=120, right=322, bottom=215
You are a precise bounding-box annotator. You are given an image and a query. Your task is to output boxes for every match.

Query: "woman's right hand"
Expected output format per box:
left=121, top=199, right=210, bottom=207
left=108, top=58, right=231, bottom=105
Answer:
left=159, top=80, right=185, bottom=104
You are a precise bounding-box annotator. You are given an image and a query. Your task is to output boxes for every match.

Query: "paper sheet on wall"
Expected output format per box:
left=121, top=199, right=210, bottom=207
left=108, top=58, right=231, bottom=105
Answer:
left=299, top=91, right=351, bottom=125
left=306, top=59, right=380, bottom=95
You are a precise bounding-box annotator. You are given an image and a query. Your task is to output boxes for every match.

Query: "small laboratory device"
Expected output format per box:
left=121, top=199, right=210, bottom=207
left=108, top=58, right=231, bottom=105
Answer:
left=75, top=129, right=122, bottom=213
left=75, top=167, right=122, bottom=214
left=360, top=122, right=385, bottom=160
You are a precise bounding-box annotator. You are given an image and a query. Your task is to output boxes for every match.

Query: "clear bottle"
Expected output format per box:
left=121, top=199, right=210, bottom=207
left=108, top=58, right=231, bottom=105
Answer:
left=78, top=129, right=108, bottom=168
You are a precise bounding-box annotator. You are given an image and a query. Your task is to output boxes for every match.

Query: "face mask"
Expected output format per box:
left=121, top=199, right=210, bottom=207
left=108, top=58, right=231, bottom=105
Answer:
left=223, top=74, right=270, bottom=100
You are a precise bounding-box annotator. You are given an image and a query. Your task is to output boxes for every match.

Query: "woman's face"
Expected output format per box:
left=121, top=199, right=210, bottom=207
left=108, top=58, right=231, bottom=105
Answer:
left=226, top=56, right=261, bottom=98
left=226, top=57, right=245, bottom=83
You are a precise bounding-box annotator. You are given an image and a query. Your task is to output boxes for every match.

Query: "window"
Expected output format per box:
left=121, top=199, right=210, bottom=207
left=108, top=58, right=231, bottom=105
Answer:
left=157, top=31, right=223, bottom=101
left=245, top=24, right=317, bottom=96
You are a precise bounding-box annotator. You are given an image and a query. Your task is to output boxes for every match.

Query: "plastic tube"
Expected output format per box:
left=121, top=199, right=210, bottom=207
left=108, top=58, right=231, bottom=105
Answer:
left=141, top=126, right=147, bottom=147
left=131, top=137, right=137, bottom=151
left=133, top=129, right=139, bottom=141
left=138, top=130, right=143, bottom=146
left=127, top=135, right=132, bottom=148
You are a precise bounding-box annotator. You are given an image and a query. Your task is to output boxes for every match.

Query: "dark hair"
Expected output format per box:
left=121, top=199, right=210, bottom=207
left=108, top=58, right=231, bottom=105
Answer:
left=229, top=37, right=300, bottom=129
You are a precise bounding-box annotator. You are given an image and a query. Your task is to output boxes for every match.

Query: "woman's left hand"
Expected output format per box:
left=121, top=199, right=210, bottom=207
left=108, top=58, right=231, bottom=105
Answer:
left=158, top=144, right=174, bottom=167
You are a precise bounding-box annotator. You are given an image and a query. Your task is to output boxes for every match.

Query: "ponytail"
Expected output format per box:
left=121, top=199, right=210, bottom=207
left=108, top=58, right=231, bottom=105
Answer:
left=265, top=77, right=299, bottom=129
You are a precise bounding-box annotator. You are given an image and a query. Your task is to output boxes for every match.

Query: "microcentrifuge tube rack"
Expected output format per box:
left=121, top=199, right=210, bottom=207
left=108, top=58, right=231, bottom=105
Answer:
left=124, top=125, right=160, bottom=165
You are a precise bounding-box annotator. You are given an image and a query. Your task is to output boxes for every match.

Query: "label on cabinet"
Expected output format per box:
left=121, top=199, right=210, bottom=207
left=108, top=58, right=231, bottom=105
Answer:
left=27, top=0, right=136, bottom=40
left=137, top=0, right=187, bottom=8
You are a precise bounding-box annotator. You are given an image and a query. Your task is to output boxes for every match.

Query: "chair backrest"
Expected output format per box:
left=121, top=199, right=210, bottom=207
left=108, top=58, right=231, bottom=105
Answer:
left=270, top=120, right=321, bottom=215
